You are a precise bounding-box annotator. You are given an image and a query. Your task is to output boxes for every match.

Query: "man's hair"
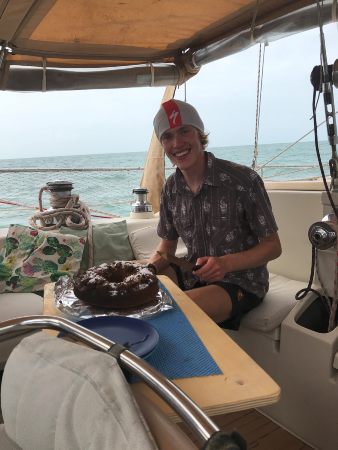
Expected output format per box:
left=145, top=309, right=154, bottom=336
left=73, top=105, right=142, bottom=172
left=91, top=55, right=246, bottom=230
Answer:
left=199, top=130, right=209, bottom=149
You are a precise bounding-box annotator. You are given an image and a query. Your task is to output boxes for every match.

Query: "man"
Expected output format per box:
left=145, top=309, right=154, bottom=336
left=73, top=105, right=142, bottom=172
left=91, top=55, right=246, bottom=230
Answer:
left=148, top=99, right=281, bottom=329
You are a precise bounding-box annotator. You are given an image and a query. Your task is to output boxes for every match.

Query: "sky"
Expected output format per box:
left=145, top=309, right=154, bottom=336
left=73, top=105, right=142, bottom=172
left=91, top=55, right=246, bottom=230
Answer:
left=1, top=22, right=338, bottom=160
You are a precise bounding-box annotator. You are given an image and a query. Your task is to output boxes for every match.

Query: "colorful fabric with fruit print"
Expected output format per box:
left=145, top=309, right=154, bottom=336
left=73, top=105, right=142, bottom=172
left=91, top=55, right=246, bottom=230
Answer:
left=0, top=225, right=86, bottom=293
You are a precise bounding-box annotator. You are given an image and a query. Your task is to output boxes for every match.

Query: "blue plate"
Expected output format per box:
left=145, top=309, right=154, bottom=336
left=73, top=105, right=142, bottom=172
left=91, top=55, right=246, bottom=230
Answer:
left=75, top=316, right=159, bottom=358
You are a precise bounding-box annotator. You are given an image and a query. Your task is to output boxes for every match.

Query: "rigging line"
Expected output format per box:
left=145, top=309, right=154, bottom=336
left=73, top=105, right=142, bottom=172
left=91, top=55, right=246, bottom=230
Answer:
left=0, top=167, right=144, bottom=173
left=258, top=113, right=338, bottom=169
left=262, top=170, right=320, bottom=180
left=262, top=165, right=328, bottom=179
left=250, top=0, right=261, bottom=170
left=251, top=44, right=262, bottom=170
left=42, top=58, right=47, bottom=92
left=250, top=0, right=260, bottom=43
left=260, top=164, right=329, bottom=174
left=257, top=44, right=266, bottom=143
left=0, top=44, right=7, bottom=71
left=251, top=42, right=266, bottom=170
left=149, top=62, right=155, bottom=86
left=312, top=89, right=337, bottom=216
left=318, top=0, right=338, bottom=160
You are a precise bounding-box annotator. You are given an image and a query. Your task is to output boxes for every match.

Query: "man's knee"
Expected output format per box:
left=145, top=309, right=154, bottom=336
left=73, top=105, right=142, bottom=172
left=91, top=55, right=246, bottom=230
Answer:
left=185, top=285, right=233, bottom=323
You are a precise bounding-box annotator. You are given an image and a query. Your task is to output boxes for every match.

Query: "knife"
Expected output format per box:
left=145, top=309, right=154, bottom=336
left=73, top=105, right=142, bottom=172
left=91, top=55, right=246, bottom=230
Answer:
left=156, top=251, right=201, bottom=271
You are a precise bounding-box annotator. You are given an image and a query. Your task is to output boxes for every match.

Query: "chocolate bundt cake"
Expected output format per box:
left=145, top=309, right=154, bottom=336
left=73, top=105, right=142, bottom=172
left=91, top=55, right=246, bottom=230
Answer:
left=73, top=261, right=159, bottom=309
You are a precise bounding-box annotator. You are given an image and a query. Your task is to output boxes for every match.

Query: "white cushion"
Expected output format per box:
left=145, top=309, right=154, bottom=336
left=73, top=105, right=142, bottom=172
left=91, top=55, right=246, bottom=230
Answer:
left=0, top=293, right=43, bottom=320
left=0, top=293, right=43, bottom=368
left=240, top=273, right=307, bottom=332
left=126, top=218, right=159, bottom=235
left=129, top=226, right=187, bottom=260
left=1, top=333, right=156, bottom=450
left=0, top=228, right=7, bottom=251
left=0, top=424, right=20, bottom=450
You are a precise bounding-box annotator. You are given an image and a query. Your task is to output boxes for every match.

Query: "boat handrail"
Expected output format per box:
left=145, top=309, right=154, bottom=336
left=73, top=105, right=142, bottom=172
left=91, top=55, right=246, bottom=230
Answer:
left=0, top=315, right=236, bottom=448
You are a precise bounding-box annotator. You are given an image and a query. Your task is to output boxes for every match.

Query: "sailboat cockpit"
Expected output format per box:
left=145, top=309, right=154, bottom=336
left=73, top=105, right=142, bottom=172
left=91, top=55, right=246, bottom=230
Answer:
left=1, top=1, right=338, bottom=449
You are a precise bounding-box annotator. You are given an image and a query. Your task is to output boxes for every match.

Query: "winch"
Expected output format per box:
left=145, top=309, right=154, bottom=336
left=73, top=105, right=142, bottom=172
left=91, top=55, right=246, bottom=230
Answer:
left=46, top=180, right=74, bottom=197
left=130, top=188, right=154, bottom=219
left=308, top=219, right=337, bottom=250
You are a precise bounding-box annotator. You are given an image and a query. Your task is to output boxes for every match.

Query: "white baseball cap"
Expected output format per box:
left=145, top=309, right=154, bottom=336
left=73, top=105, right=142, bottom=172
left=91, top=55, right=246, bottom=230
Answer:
left=153, top=99, right=204, bottom=140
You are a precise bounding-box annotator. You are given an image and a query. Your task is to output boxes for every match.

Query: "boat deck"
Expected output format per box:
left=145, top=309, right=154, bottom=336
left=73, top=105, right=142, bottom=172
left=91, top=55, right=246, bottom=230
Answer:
left=179, top=409, right=315, bottom=450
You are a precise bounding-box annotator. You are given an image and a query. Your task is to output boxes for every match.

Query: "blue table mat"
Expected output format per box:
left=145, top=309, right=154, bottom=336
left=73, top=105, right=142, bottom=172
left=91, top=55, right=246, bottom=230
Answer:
left=138, top=281, right=222, bottom=380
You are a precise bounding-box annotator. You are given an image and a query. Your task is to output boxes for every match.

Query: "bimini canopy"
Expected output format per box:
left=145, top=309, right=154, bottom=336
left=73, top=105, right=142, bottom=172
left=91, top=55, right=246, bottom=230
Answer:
left=0, top=0, right=336, bottom=91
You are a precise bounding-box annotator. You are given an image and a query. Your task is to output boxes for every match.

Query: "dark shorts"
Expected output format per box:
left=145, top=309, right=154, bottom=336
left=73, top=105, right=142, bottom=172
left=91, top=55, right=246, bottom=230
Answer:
left=169, top=264, right=263, bottom=330
left=214, top=281, right=263, bottom=330
left=191, top=280, right=263, bottom=331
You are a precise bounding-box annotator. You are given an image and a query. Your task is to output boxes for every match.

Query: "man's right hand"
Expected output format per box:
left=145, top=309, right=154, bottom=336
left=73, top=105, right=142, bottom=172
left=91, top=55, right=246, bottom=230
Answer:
left=193, top=256, right=225, bottom=282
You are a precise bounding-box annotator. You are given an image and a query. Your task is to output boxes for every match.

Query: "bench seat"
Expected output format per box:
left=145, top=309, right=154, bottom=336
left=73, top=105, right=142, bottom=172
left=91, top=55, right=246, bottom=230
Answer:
left=239, top=273, right=308, bottom=340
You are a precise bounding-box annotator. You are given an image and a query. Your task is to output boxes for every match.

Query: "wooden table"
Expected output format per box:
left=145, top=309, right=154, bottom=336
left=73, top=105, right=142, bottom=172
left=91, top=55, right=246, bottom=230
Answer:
left=43, top=275, right=280, bottom=420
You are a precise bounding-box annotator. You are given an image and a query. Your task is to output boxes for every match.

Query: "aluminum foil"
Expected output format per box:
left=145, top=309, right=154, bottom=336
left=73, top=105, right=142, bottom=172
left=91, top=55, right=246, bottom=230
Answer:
left=54, top=276, right=173, bottom=320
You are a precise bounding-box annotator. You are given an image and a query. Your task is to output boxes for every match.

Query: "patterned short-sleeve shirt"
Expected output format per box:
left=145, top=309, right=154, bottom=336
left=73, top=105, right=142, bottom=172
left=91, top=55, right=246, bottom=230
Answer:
left=157, top=152, right=278, bottom=297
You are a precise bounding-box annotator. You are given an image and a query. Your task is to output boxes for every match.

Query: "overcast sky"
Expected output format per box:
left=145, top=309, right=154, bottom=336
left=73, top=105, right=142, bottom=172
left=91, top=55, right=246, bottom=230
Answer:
left=1, top=23, right=338, bottom=160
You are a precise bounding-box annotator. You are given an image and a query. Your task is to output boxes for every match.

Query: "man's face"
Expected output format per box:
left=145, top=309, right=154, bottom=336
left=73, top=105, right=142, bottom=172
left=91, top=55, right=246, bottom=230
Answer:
left=160, top=125, right=204, bottom=171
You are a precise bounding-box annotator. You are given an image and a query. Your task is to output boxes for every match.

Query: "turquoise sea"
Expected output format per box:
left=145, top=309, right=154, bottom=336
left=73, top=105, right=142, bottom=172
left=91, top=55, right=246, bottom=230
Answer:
left=0, top=141, right=332, bottom=228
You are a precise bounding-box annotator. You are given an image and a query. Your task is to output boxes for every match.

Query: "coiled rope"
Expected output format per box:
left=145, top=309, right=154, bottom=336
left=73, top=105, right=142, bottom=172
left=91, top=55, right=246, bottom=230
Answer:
left=29, top=186, right=94, bottom=267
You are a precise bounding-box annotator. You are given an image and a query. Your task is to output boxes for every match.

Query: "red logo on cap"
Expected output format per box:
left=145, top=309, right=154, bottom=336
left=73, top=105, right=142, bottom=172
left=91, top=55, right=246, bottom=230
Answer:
left=162, top=100, right=182, bottom=129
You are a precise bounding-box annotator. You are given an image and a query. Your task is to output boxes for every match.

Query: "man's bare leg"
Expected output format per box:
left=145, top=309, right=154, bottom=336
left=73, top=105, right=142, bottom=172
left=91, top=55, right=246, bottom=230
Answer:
left=185, top=285, right=232, bottom=323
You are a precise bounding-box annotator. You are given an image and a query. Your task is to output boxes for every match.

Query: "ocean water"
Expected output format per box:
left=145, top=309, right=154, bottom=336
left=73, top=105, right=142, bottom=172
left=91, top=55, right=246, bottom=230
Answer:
left=0, top=140, right=332, bottom=228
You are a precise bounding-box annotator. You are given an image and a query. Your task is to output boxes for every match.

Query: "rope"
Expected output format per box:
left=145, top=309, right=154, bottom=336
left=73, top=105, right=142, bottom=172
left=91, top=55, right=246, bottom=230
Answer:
left=29, top=187, right=94, bottom=267
left=42, top=58, right=47, bottom=92
left=0, top=167, right=145, bottom=173
left=310, top=74, right=338, bottom=331
left=314, top=247, right=333, bottom=313
left=333, top=0, right=337, bottom=22
left=329, top=246, right=338, bottom=331
left=0, top=199, right=120, bottom=219
left=0, top=167, right=175, bottom=173
left=295, top=245, right=325, bottom=302
left=0, top=199, right=39, bottom=209
left=259, top=164, right=329, bottom=180
left=251, top=42, right=266, bottom=170
left=315, top=222, right=338, bottom=332
left=250, top=0, right=260, bottom=43
left=0, top=42, right=10, bottom=71
left=258, top=115, right=335, bottom=169
left=149, top=62, right=155, bottom=86
left=327, top=221, right=338, bottom=331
